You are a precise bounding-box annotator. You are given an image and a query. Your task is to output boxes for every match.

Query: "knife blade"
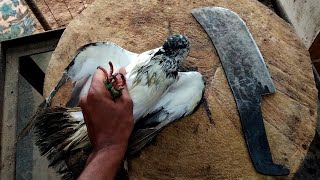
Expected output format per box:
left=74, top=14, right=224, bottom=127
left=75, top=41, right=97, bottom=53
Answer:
left=192, top=7, right=289, bottom=176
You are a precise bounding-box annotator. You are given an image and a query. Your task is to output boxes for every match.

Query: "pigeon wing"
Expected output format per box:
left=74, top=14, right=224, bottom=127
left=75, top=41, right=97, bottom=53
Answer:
left=18, top=43, right=137, bottom=138
left=128, top=71, right=205, bottom=155
left=65, top=42, right=140, bottom=106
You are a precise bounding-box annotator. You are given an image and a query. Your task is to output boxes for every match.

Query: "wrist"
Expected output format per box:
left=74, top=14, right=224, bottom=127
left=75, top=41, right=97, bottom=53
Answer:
left=79, top=145, right=127, bottom=180
left=87, top=144, right=127, bottom=164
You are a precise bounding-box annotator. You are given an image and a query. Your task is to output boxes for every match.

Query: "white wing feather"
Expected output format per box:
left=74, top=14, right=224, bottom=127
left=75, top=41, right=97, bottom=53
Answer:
left=151, top=72, right=204, bottom=120
left=128, top=72, right=204, bottom=154
left=67, top=43, right=138, bottom=103
left=68, top=42, right=138, bottom=81
left=66, top=43, right=160, bottom=106
left=55, top=42, right=204, bottom=154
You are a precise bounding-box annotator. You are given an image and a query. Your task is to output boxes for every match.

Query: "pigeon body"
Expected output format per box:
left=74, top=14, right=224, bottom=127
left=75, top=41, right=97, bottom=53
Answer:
left=34, top=34, right=205, bottom=179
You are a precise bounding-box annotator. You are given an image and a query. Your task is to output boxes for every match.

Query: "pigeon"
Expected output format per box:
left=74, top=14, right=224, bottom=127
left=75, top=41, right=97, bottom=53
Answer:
left=32, top=34, right=205, bottom=179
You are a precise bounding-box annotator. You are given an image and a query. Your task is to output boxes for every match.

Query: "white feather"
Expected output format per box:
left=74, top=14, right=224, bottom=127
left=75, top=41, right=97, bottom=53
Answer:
left=67, top=43, right=161, bottom=100
left=70, top=111, right=85, bottom=122
left=151, top=71, right=204, bottom=120
left=66, top=42, right=205, bottom=121
left=61, top=41, right=204, bottom=152
left=35, top=37, right=205, bottom=177
left=68, top=42, right=138, bottom=80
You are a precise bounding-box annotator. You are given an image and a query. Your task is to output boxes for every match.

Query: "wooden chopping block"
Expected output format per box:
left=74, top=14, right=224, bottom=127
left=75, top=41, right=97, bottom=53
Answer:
left=44, top=0, right=318, bottom=179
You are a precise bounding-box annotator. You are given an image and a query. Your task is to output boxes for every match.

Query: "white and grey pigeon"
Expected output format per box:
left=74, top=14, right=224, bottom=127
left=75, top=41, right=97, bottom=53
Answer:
left=33, top=34, right=205, bottom=179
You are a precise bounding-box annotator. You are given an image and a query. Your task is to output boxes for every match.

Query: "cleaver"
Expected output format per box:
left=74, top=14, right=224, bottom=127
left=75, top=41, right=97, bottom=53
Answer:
left=192, top=7, right=289, bottom=176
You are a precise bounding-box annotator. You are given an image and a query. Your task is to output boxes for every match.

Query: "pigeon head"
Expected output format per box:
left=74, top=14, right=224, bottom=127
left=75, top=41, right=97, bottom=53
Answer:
left=149, top=34, right=190, bottom=78
left=163, top=34, right=190, bottom=60
left=130, top=34, right=191, bottom=82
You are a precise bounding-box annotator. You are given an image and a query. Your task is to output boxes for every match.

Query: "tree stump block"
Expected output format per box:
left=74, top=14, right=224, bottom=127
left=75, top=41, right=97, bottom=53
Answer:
left=44, top=0, right=318, bottom=179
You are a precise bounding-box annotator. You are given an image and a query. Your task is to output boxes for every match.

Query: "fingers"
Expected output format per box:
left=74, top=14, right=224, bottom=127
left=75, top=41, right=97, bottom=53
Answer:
left=118, top=67, right=126, bottom=75
left=116, top=68, right=132, bottom=105
left=89, top=68, right=113, bottom=100
left=119, top=82, right=131, bottom=102
left=81, top=66, right=131, bottom=105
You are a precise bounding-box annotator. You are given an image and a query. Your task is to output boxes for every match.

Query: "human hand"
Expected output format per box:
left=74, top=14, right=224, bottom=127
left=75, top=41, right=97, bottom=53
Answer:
left=80, top=67, right=133, bottom=158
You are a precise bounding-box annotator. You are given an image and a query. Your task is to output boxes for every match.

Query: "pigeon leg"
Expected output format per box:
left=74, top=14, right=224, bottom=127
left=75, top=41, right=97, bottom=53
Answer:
left=98, top=62, right=125, bottom=98
left=112, top=73, right=126, bottom=91
left=108, top=61, right=114, bottom=76
left=97, top=66, right=108, bottom=78
left=117, top=73, right=126, bottom=86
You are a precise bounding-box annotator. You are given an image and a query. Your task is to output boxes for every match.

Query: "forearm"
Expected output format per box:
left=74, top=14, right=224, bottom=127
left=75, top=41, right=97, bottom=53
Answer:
left=78, top=68, right=133, bottom=179
left=78, top=146, right=126, bottom=180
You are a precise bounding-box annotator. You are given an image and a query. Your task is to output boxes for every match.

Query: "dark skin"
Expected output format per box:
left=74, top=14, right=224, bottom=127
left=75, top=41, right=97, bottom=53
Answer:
left=78, top=67, right=133, bottom=180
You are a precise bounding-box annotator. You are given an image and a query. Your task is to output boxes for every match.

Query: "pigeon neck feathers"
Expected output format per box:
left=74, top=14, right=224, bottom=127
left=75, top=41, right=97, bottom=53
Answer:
left=148, top=34, right=190, bottom=79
